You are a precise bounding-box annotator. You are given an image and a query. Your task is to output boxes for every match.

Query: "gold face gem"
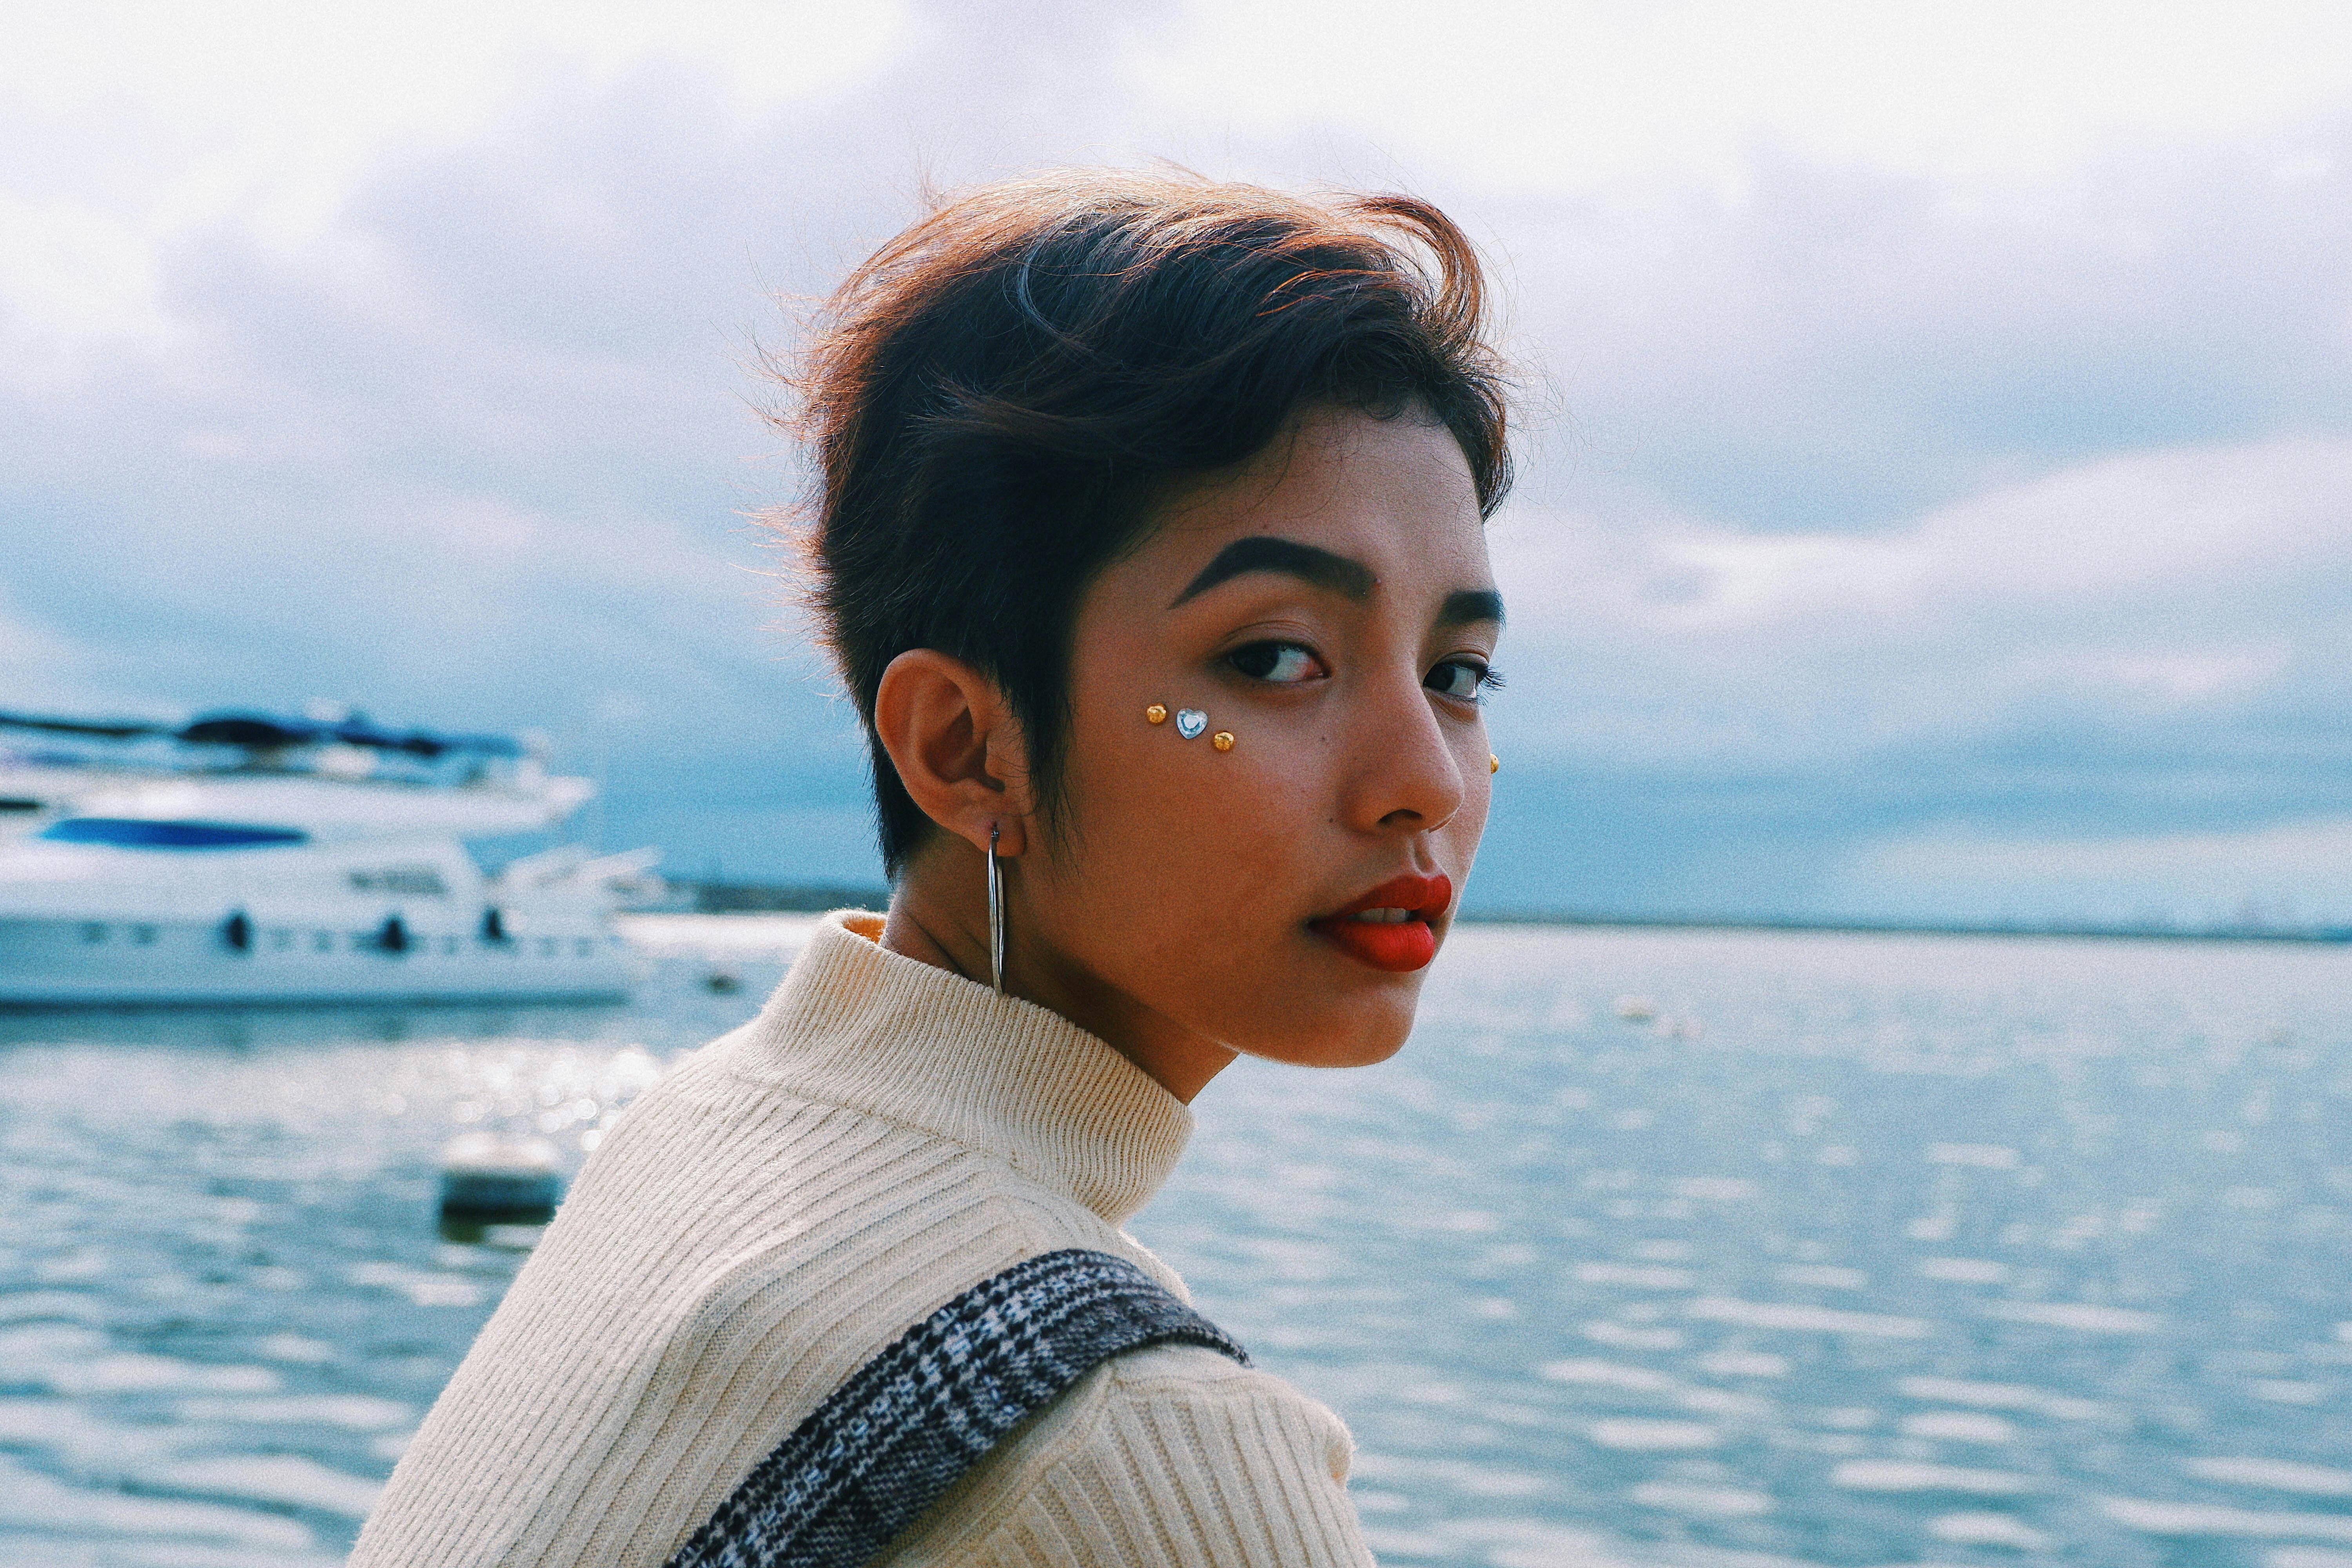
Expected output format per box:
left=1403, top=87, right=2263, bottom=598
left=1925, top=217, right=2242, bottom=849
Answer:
left=1145, top=704, right=1167, bottom=725
left=1490, top=753, right=1500, bottom=774
left=1212, top=731, right=1235, bottom=752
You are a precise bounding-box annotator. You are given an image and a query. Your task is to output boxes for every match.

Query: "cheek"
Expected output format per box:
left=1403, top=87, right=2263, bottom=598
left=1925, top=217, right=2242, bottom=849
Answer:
left=1035, top=702, right=1437, bottom=1065
left=1044, top=711, right=1325, bottom=955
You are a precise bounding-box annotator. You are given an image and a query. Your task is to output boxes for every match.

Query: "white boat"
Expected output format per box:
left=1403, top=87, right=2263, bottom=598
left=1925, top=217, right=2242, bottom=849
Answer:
left=0, top=708, right=657, bottom=1005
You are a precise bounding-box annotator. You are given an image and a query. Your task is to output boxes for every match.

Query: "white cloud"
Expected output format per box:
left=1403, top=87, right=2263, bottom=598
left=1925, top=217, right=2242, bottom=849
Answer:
left=0, top=191, right=164, bottom=340
left=2, top=2, right=909, bottom=207
left=1903, top=438, right=2352, bottom=602
left=2057, top=648, right=2290, bottom=707
left=7, top=4, right=2352, bottom=908
left=1645, top=532, right=1921, bottom=631
left=1149, top=0, right=2352, bottom=193
left=1487, top=433, right=2352, bottom=770
left=0, top=1, right=910, bottom=350
left=1667, top=434, right=2352, bottom=631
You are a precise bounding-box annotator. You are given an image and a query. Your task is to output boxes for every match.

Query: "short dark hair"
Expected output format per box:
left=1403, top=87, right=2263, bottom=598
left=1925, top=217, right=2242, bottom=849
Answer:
left=781, top=170, right=1513, bottom=877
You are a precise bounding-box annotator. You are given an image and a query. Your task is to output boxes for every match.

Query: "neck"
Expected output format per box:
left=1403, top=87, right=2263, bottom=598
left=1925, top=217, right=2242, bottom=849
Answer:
left=880, top=839, right=1238, bottom=1104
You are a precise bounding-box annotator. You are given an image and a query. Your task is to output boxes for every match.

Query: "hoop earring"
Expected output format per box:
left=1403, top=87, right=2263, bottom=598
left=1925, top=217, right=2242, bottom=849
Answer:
left=986, top=822, right=1005, bottom=993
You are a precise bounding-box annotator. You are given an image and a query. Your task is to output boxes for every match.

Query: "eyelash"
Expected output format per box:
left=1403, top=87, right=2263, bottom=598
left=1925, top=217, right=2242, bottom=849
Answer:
left=1226, top=641, right=1503, bottom=704
left=1225, top=641, right=1324, bottom=683
left=1427, top=658, right=1503, bottom=703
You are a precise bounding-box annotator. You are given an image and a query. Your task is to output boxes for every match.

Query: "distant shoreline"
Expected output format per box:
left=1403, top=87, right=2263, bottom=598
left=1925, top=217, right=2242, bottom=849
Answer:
left=647, top=881, right=2352, bottom=946
left=1448, top=910, right=2352, bottom=944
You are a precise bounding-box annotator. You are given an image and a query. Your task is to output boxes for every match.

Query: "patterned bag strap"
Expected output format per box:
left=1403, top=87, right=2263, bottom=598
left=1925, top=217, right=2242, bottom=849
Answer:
left=662, top=1247, right=1250, bottom=1568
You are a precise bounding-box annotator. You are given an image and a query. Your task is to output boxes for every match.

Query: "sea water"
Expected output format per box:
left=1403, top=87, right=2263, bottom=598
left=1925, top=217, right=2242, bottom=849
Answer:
left=2, top=919, right=2347, bottom=1567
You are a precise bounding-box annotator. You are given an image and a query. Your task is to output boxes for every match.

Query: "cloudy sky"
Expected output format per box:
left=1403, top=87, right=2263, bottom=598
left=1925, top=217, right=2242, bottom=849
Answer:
left=7, top=0, right=2352, bottom=925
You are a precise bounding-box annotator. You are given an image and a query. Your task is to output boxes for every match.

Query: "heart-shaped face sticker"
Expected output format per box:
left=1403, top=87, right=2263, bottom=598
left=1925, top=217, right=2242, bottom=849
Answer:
left=1174, top=708, right=1208, bottom=739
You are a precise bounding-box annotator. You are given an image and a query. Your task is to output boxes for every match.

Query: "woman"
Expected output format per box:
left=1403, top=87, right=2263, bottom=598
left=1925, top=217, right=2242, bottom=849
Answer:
left=354, top=170, right=1510, bottom=1566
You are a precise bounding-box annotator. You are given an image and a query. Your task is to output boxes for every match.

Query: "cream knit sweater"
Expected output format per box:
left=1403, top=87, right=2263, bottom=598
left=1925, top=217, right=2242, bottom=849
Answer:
left=351, top=911, right=1374, bottom=1566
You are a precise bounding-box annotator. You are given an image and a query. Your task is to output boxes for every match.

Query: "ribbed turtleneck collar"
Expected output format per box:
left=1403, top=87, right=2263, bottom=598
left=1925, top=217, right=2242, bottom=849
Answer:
left=723, top=910, right=1192, bottom=1228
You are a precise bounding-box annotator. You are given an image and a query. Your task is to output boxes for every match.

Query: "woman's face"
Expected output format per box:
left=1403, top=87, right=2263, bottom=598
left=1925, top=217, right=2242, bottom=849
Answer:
left=1020, top=405, right=1500, bottom=1081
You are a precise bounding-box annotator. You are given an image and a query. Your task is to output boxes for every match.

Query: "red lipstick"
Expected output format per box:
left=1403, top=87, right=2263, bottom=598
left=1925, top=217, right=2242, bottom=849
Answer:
left=1308, top=873, right=1453, bottom=973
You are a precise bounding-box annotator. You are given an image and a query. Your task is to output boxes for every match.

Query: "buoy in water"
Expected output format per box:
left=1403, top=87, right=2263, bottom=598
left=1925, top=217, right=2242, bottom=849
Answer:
left=438, top=1132, right=563, bottom=1224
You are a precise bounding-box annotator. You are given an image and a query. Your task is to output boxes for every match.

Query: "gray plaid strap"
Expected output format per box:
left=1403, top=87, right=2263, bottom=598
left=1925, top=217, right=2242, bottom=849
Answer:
left=662, top=1248, right=1250, bottom=1568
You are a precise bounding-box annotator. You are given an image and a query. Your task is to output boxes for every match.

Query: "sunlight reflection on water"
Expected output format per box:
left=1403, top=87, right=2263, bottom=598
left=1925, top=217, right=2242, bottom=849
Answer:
left=2, top=918, right=2347, bottom=1565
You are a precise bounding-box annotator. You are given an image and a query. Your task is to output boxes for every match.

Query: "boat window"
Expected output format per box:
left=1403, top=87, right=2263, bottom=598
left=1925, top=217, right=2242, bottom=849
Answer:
left=131, top=925, right=157, bottom=944
left=349, top=867, right=448, bottom=896
left=313, top=931, right=334, bottom=952
left=0, top=797, right=41, bottom=813
left=272, top=929, right=294, bottom=950
left=40, top=818, right=309, bottom=849
left=80, top=922, right=106, bottom=944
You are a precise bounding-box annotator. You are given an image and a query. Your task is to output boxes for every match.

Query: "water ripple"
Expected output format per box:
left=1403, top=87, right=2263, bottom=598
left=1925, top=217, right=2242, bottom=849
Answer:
left=6, top=923, right=2351, bottom=1564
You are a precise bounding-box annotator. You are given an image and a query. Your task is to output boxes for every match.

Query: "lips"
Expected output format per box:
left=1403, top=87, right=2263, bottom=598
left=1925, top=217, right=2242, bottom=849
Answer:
left=1308, top=872, right=1453, bottom=973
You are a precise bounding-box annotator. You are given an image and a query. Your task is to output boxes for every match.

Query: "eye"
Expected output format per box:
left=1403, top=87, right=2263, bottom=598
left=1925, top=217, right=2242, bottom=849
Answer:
left=1426, top=657, right=1499, bottom=702
left=1227, top=641, right=1325, bottom=684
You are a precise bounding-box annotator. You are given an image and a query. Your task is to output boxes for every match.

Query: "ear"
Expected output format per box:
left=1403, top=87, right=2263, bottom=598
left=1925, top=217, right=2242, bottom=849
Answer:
left=871, top=649, right=1035, bottom=856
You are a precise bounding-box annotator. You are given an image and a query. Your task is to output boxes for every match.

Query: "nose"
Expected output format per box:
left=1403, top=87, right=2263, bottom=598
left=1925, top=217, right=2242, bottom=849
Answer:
left=1341, top=672, right=1468, bottom=837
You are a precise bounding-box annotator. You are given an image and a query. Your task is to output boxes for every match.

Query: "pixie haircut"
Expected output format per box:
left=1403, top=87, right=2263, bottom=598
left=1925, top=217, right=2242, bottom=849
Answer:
left=786, top=170, right=1512, bottom=877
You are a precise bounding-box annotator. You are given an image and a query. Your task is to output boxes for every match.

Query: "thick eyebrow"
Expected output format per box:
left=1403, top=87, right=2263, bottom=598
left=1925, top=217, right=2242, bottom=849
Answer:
left=1170, top=536, right=1377, bottom=608
left=1440, top=588, right=1505, bottom=628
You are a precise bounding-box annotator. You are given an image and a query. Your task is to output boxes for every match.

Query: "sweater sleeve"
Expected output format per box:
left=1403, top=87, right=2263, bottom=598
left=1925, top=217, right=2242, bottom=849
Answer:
left=880, top=1344, right=1376, bottom=1567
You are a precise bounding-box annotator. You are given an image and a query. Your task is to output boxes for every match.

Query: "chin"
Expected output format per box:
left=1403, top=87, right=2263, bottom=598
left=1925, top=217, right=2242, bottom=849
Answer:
left=1231, top=993, right=1420, bottom=1070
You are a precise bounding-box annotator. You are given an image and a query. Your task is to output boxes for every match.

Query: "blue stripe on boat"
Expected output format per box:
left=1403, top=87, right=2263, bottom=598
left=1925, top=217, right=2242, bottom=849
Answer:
left=39, top=818, right=310, bottom=849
